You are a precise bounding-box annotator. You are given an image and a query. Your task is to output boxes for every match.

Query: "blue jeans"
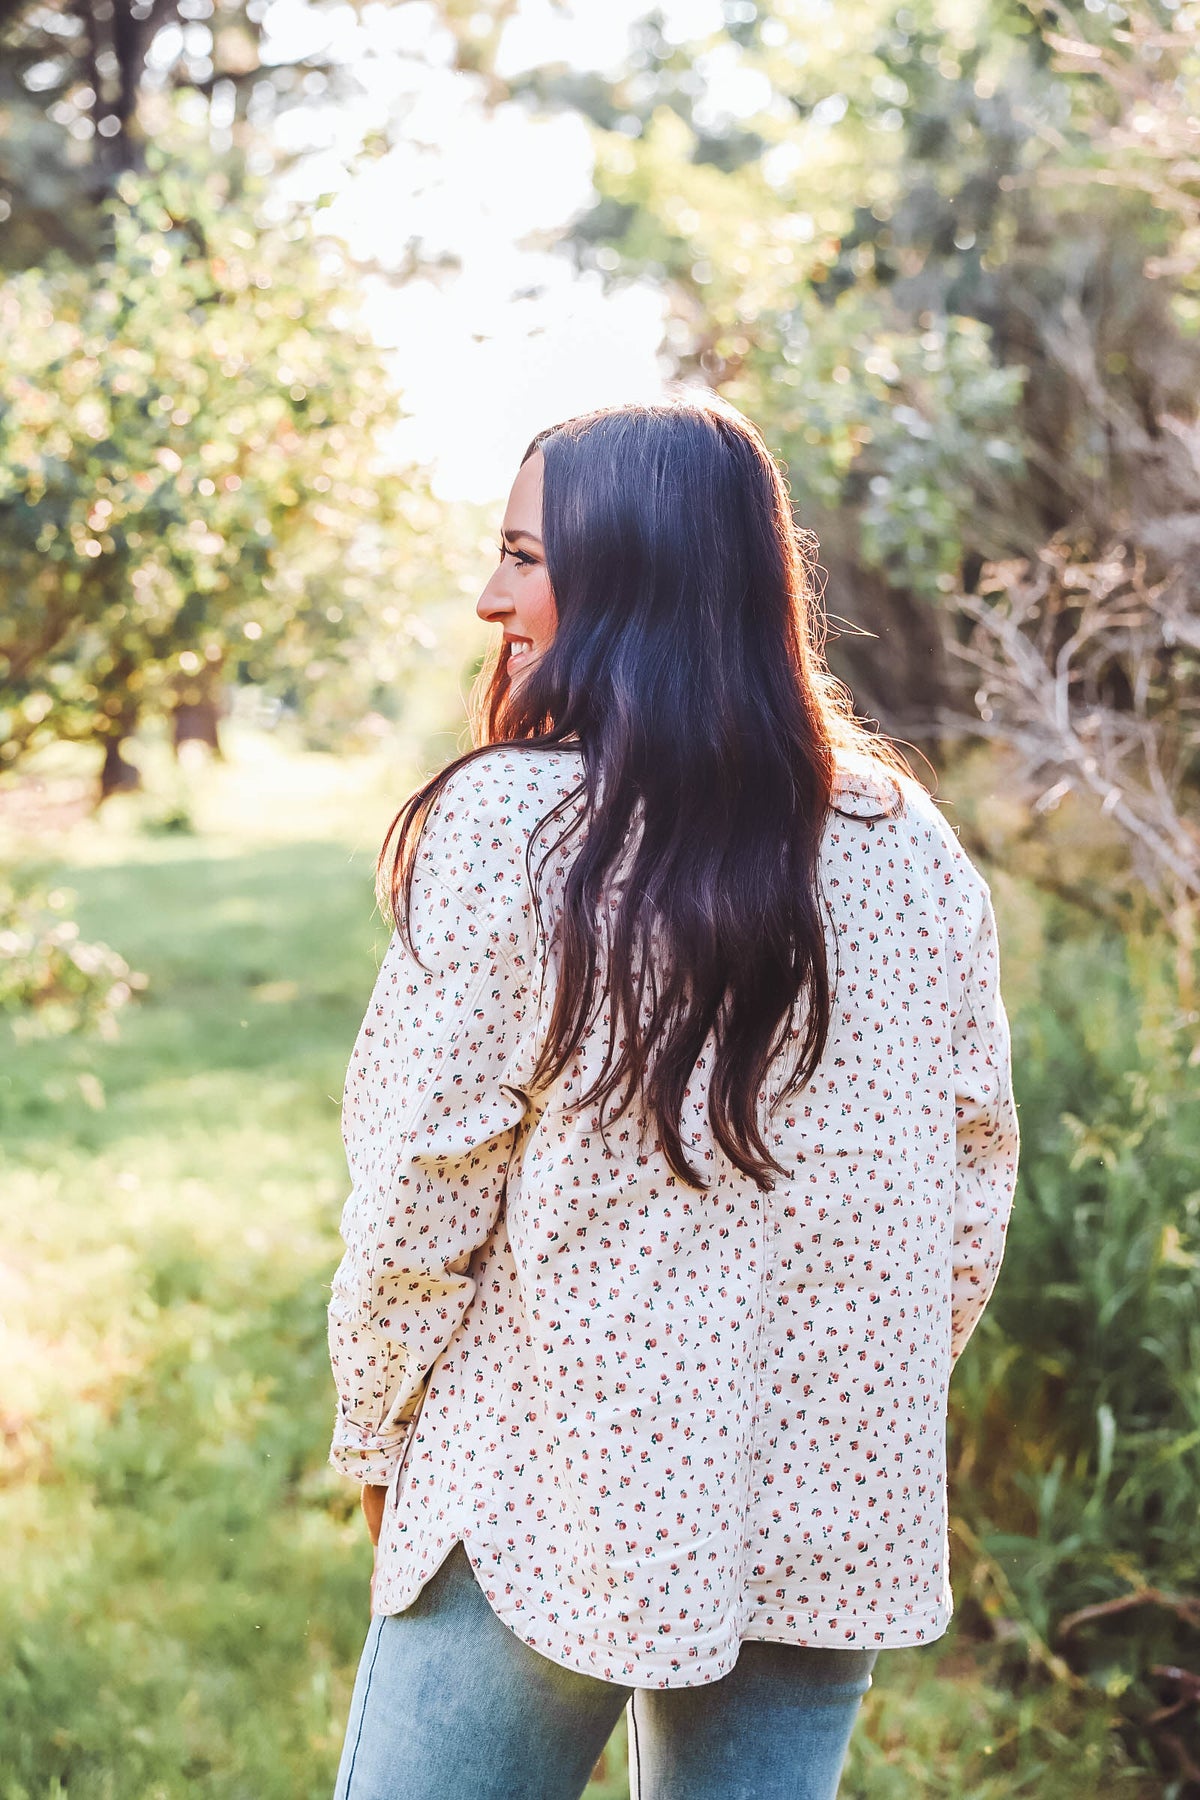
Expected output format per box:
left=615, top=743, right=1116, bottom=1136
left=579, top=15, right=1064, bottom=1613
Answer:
left=333, top=1540, right=878, bottom=1800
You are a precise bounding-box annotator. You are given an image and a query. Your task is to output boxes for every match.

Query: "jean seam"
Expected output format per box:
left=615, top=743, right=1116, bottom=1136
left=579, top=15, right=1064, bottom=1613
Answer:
left=341, top=1617, right=385, bottom=1799
left=628, top=1694, right=643, bottom=1800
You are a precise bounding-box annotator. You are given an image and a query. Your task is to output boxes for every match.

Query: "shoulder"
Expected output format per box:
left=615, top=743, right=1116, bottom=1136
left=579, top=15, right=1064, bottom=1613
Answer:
left=828, top=752, right=907, bottom=822
left=428, top=745, right=584, bottom=842
left=830, top=749, right=992, bottom=912
left=415, top=744, right=585, bottom=908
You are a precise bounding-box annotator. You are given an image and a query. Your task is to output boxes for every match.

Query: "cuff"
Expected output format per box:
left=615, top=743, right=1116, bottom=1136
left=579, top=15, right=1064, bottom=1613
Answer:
left=329, top=1408, right=419, bottom=1487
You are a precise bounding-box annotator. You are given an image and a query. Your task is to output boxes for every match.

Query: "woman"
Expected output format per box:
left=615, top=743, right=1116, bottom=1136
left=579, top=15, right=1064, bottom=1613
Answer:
left=327, top=394, right=1019, bottom=1800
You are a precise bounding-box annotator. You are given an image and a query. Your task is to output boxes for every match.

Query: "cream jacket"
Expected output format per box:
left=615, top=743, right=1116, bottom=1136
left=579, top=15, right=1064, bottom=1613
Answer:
left=327, top=745, right=1019, bottom=1687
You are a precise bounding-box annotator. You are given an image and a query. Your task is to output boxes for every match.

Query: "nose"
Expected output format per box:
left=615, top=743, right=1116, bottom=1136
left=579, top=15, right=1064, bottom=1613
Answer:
left=476, top=571, right=514, bottom=626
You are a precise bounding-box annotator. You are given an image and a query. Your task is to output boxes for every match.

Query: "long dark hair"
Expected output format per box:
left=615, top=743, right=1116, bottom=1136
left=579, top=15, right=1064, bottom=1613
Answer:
left=380, top=392, right=910, bottom=1190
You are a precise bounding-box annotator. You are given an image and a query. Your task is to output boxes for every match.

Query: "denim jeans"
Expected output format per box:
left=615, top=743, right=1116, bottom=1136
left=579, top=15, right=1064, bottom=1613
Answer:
left=333, top=1540, right=878, bottom=1800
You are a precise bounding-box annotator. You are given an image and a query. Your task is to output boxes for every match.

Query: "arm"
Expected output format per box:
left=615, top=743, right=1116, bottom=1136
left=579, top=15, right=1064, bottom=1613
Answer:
left=949, top=882, right=1020, bottom=1364
left=327, top=770, right=542, bottom=1486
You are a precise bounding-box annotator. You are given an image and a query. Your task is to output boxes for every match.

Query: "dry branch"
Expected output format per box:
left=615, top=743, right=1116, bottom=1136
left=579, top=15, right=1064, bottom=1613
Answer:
left=948, top=535, right=1199, bottom=921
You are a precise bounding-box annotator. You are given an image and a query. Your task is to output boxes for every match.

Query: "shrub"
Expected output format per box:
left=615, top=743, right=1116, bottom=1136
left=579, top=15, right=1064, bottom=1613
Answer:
left=950, top=910, right=1200, bottom=1787
left=0, top=876, right=147, bottom=1038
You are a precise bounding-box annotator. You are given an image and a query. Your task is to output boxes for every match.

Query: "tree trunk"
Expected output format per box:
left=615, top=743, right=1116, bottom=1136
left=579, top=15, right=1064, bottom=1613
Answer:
left=98, top=734, right=142, bottom=801
left=172, top=694, right=223, bottom=757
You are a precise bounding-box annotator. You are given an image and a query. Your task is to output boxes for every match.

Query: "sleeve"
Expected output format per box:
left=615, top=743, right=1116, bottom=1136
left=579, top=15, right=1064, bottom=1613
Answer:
left=326, top=774, right=542, bottom=1485
left=948, top=880, right=1020, bottom=1364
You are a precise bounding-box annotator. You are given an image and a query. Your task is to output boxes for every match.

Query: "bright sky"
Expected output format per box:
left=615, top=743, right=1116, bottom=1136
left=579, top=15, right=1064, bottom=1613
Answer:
left=261, top=0, right=729, bottom=501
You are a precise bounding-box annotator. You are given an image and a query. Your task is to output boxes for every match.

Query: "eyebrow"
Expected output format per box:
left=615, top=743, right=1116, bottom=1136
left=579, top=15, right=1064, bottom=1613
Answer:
left=502, top=528, right=543, bottom=548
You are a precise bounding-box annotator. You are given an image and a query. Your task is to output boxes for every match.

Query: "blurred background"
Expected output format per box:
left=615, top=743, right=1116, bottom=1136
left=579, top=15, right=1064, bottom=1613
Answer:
left=2, top=0, right=1198, bottom=1794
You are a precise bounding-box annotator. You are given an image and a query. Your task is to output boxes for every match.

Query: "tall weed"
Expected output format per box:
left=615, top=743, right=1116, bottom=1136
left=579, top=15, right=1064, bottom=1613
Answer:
left=950, top=903, right=1200, bottom=1786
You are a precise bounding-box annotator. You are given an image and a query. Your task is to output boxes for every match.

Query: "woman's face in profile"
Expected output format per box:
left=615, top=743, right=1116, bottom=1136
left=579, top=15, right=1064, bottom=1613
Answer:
left=476, top=448, right=557, bottom=686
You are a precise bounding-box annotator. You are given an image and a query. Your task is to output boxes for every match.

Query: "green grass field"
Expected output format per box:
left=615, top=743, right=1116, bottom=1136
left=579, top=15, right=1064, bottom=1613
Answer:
left=1, top=735, right=1161, bottom=1797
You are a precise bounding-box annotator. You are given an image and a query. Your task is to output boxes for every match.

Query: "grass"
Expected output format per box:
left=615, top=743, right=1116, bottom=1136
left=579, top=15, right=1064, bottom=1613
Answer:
left=0, top=735, right=1165, bottom=1797
left=2, top=832, right=377, bottom=1797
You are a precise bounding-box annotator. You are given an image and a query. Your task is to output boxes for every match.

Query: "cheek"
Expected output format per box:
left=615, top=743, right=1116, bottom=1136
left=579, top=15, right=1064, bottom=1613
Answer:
left=527, top=575, right=557, bottom=643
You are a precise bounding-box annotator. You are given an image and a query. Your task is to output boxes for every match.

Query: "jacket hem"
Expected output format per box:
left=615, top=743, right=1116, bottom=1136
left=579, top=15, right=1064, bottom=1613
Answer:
left=371, top=1525, right=952, bottom=1685
left=739, top=1600, right=952, bottom=1651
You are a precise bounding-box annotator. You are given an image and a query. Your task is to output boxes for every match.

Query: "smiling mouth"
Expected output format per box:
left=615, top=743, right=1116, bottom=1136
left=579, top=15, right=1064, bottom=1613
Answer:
left=505, top=637, right=535, bottom=662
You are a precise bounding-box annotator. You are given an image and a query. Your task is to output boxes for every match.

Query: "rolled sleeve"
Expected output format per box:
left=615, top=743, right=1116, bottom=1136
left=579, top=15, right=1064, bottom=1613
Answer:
left=949, top=883, right=1020, bottom=1363
left=327, top=789, right=541, bottom=1486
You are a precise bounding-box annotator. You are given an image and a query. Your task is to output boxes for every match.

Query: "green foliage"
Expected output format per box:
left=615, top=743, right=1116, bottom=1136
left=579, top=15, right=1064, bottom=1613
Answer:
left=548, top=0, right=1199, bottom=745
left=0, top=0, right=363, bottom=271
left=755, top=296, right=1025, bottom=600
left=0, top=0, right=544, bottom=274
left=589, top=79, right=1027, bottom=591
left=0, top=873, right=147, bottom=1037
left=559, top=0, right=1047, bottom=601
left=0, top=146, right=437, bottom=786
left=842, top=1640, right=1160, bottom=1797
left=950, top=906, right=1200, bottom=1779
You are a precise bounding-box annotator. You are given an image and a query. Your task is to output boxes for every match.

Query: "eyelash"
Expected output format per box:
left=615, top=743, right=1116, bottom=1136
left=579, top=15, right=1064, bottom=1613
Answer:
left=497, top=541, right=536, bottom=568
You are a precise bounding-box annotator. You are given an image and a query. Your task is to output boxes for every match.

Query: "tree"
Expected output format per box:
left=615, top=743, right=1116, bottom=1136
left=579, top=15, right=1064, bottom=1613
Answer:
left=0, top=137, right=436, bottom=796
left=0, top=0, right=533, bottom=269
left=944, top=2, right=1200, bottom=975
left=1, top=0, right=327, bottom=265
left=521, top=0, right=1198, bottom=756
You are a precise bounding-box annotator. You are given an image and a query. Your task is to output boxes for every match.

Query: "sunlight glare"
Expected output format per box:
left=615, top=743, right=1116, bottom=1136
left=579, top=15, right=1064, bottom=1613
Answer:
left=261, top=0, right=686, bottom=500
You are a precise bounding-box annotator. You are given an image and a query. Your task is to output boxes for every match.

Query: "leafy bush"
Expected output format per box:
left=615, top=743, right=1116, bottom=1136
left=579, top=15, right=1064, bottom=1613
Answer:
left=0, top=150, right=438, bottom=796
left=0, top=876, right=147, bottom=1037
left=950, top=912, right=1200, bottom=1788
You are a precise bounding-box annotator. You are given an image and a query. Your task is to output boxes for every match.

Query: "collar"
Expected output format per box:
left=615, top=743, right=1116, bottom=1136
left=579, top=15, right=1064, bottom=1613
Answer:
left=829, top=758, right=905, bottom=821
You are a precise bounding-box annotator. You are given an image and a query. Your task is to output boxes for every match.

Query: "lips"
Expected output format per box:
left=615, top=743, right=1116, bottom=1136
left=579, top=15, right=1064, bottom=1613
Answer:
left=504, top=635, right=536, bottom=670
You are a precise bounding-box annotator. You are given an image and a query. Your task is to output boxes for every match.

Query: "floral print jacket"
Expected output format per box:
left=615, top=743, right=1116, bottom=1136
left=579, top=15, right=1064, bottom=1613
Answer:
left=327, top=744, right=1019, bottom=1687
